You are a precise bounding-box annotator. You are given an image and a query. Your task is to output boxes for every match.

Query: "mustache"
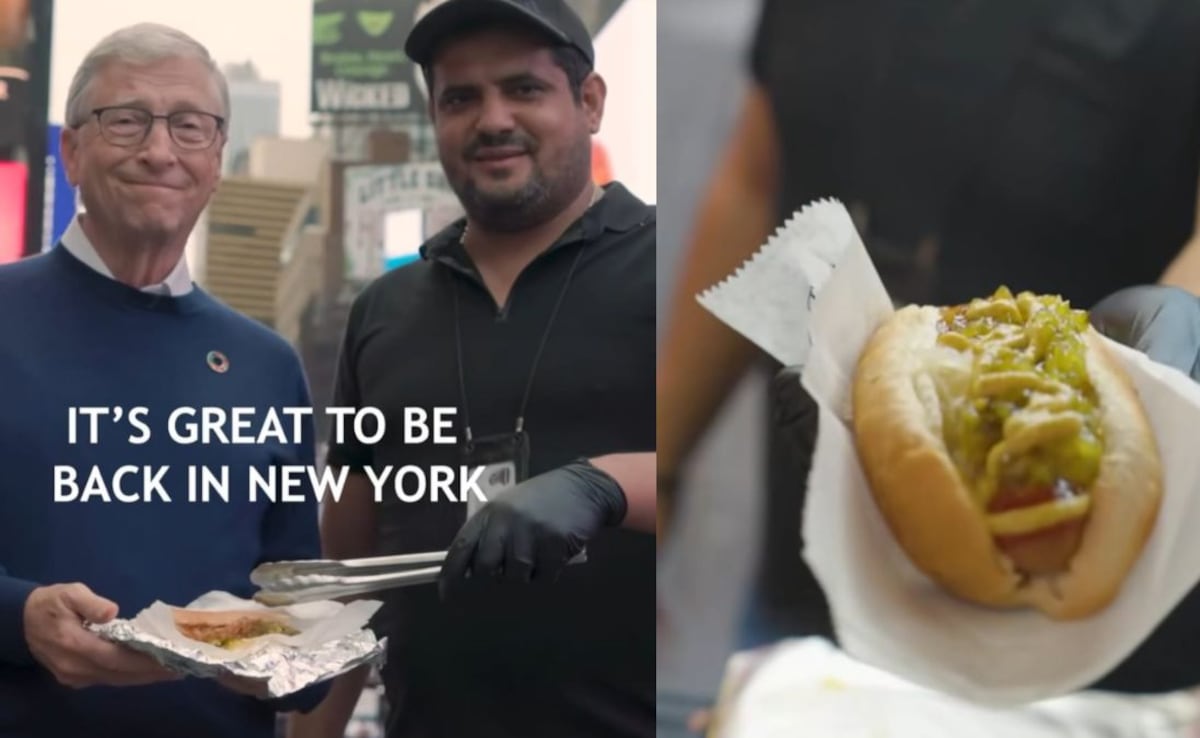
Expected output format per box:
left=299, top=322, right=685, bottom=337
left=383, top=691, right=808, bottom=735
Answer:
left=464, top=132, right=536, bottom=158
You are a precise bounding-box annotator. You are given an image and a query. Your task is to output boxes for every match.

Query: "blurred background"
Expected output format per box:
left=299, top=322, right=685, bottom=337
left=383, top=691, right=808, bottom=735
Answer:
left=0, top=1, right=654, bottom=735
left=656, top=0, right=763, bottom=732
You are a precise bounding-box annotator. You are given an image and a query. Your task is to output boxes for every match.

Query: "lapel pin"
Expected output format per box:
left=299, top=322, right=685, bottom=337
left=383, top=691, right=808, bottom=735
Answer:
left=207, top=350, right=229, bottom=374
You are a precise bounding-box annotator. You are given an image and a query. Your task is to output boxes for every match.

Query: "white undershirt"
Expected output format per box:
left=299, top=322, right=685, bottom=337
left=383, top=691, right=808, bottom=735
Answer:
left=59, top=215, right=193, bottom=296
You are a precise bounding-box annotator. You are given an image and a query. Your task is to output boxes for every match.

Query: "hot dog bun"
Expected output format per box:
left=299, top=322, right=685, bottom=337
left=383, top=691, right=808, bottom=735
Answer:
left=852, top=287, right=1162, bottom=619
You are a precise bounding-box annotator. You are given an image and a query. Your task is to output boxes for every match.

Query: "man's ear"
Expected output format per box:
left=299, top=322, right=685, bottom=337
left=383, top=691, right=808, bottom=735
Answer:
left=580, top=72, right=606, bottom=135
left=61, top=126, right=81, bottom=187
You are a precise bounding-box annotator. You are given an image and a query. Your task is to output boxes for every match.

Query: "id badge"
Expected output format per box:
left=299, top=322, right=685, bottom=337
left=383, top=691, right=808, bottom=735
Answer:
left=461, top=430, right=530, bottom=519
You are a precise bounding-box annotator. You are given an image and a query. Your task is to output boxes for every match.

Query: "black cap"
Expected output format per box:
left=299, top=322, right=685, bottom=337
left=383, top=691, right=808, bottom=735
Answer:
left=406, top=0, right=594, bottom=69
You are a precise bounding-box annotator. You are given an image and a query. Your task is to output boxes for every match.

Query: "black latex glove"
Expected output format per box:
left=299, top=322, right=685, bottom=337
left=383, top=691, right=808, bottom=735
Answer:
left=759, top=366, right=837, bottom=639
left=439, top=460, right=627, bottom=599
left=771, top=367, right=820, bottom=460
left=1088, top=285, right=1200, bottom=692
left=1089, top=284, right=1200, bottom=380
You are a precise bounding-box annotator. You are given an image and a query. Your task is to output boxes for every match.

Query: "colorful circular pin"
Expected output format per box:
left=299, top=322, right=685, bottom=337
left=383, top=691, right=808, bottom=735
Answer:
left=207, top=350, right=229, bottom=373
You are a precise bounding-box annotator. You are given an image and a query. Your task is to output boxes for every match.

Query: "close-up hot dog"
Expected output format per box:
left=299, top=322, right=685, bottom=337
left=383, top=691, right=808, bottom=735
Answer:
left=852, top=286, right=1163, bottom=619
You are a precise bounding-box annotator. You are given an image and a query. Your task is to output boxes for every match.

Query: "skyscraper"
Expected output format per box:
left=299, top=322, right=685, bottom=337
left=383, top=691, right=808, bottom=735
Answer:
left=222, top=60, right=280, bottom=176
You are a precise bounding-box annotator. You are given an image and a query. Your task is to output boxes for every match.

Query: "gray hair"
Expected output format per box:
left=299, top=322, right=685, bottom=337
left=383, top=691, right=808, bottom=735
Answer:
left=65, top=23, right=230, bottom=128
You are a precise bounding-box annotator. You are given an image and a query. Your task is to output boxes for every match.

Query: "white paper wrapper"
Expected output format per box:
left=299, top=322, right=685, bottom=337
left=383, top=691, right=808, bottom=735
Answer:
left=90, top=591, right=386, bottom=698
left=697, top=198, right=1200, bottom=705
left=707, top=638, right=1200, bottom=738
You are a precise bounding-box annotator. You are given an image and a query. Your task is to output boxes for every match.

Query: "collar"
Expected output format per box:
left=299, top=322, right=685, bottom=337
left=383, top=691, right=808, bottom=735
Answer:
left=60, top=215, right=194, bottom=296
left=419, top=181, right=651, bottom=265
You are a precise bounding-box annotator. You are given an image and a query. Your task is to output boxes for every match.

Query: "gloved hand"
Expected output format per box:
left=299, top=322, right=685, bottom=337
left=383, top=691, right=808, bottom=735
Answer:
left=439, top=460, right=627, bottom=599
left=1087, top=285, right=1200, bottom=692
left=771, top=366, right=819, bottom=459
left=1089, top=284, right=1200, bottom=380
left=758, top=366, right=837, bottom=641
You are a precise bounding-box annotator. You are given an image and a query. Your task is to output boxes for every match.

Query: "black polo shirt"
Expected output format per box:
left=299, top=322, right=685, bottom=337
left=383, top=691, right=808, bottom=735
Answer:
left=328, top=181, right=655, bottom=738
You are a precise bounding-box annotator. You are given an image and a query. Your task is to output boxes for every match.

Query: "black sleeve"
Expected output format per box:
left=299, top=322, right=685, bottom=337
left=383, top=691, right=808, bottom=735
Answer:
left=324, top=292, right=372, bottom=472
left=748, top=0, right=780, bottom=84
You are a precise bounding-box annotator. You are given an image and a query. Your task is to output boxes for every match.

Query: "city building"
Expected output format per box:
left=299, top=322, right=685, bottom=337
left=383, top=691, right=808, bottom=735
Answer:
left=222, top=60, right=280, bottom=176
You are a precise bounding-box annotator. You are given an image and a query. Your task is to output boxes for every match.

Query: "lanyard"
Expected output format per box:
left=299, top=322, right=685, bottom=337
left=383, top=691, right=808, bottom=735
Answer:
left=450, top=240, right=587, bottom=447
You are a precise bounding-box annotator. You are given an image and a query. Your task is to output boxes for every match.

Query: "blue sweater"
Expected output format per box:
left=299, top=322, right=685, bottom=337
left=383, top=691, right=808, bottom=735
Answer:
left=0, top=247, right=326, bottom=737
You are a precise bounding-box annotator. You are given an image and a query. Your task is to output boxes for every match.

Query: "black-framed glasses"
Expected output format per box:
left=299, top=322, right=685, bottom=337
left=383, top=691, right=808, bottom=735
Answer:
left=86, top=106, right=225, bottom=150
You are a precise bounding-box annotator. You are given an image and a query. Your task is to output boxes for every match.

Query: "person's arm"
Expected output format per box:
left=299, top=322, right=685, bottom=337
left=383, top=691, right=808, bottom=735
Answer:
left=288, top=293, right=379, bottom=738
left=287, top=473, right=378, bottom=738
left=20, top=581, right=180, bottom=686
left=656, top=82, right=782, bottom=540
left=590, top=452, right=655, bottom=532
left=1155, top=170, right=1200, bottom=295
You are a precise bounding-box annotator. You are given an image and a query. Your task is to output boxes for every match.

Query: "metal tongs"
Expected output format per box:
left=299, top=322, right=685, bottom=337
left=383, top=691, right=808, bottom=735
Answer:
left=250, top=547, right=589, bottom=605
left=250, top=552, right=447, bottom=605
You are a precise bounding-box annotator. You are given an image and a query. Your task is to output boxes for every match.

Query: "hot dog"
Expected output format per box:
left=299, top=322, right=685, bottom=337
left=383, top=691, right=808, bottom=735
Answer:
left=851, top=286, right=1162, bottom=619
left=172, top=608, right=299, bottom=649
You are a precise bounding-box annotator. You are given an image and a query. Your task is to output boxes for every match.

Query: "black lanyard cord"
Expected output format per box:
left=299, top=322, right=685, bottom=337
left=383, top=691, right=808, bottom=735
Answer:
left=451, top=242, right=588, bottom=445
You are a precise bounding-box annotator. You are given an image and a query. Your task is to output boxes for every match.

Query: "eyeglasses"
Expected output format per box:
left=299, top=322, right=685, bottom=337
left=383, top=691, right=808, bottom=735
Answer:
left=85, top=106, right=225, bottom=150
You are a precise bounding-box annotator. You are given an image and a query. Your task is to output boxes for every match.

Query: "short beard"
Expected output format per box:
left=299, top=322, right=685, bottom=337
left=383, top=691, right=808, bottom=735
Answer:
left=454, top=137, right=593, bottom=233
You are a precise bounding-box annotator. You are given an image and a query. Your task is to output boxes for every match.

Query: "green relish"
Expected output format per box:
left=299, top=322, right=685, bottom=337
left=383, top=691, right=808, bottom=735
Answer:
left=934, top=286, right=1103, bottom=508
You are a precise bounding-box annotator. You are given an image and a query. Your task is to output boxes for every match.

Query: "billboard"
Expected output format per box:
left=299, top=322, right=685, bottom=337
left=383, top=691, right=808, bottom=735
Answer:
left=42, top=124, right=76, bottom=250
left=342, top=162, right=462, bottom=282
left=0, top=0, right=29, bottom=149
left=0, top=160, right=25, bottom=263
left=0, top=63, right=27, bottom=149
left=311, top=0, right=425, bottom=114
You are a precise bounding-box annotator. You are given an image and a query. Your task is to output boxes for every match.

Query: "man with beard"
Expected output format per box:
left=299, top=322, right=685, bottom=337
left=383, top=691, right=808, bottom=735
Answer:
left=288, top=2, right=655, bottom=737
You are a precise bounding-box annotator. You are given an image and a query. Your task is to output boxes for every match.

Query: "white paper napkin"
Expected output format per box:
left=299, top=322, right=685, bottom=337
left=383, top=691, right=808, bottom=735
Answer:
left=708, top=638, right=1200, bottom=738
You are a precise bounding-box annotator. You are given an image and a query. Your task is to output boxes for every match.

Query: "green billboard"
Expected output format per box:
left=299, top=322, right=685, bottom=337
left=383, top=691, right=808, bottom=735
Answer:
left=311, top=0, right=424, bottom=114
left=310, top=0, right=629, bottom=115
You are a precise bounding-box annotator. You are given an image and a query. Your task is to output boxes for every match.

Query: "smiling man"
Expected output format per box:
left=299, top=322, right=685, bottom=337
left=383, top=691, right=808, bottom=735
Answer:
left=0, top=23, right=326, bottom=738
left=61, top=39, right=224, bottom=290
left=289, top=2, right=656, bottom=737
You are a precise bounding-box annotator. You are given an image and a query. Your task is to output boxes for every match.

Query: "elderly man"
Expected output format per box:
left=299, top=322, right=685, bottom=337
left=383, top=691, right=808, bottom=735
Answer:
left=0, top=23, right=325, bottom=738
left=291, top=1, right=655, bottom=737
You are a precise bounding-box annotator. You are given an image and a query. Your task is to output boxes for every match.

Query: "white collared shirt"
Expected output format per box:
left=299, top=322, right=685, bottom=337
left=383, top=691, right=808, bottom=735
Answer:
left=59, top=216, right=193, bottom=296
